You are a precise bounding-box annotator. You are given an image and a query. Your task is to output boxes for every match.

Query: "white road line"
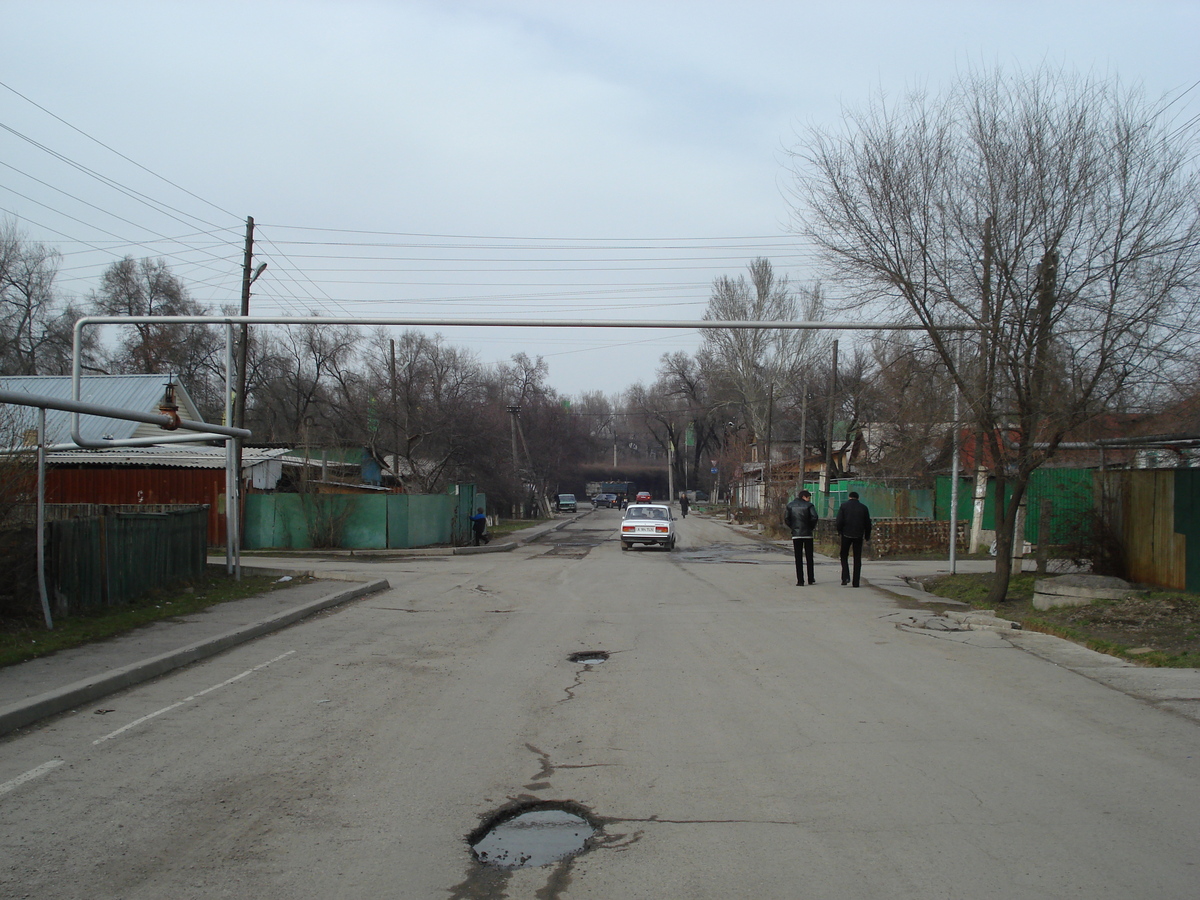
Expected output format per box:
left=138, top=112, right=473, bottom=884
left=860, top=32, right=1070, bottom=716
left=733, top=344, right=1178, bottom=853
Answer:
left=0, top=759, right=64, bottom=795
left=93, top=650, right=296, bottom=745
left=93, top=701, right=187, bottom=744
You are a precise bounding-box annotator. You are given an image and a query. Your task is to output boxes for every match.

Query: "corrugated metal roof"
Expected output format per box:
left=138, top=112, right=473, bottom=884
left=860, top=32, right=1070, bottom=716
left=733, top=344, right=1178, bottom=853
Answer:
left=44, top=446, right=296, bottom=470
left=0, top=374, right=206, bottom=446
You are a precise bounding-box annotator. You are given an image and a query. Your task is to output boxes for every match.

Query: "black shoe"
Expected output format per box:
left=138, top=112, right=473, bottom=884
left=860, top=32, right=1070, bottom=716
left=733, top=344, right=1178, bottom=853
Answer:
left=796, top=581, right=804, bottom=586
left=841, top=580, right=850, bottom=585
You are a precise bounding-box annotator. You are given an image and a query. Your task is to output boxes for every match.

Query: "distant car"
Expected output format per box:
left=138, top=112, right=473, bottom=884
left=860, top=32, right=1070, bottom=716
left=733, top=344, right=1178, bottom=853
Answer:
left=556, top=493, right=577, bottom=513
left=619, top=503, right=675, bottom=551
left=593, top=493, right=618, bottom=508
left=635, top=491, right=652, bottom=504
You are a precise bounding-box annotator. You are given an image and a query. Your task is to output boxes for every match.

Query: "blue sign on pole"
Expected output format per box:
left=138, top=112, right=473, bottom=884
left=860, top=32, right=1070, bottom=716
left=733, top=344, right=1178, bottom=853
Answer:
left=710, top=468, right=719, bottom=474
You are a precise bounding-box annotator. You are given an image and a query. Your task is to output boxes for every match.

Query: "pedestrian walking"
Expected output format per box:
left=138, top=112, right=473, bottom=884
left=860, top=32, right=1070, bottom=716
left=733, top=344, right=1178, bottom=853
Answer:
left=834, top=491, right=872, bottom=587
left=470, top=508, right=490, bottom=546
left=784, top=489, right=819, bottom=586
left=679, top=493, right=690, bottom=518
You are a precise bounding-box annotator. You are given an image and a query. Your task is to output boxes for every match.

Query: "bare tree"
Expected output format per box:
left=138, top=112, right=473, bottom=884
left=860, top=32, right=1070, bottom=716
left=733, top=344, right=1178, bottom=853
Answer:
left=853, top=333, right=956, bottom=479
left=791, top=66, right=1200, bottom=602
left=251, top=320, right=360, bottom=445
left=90, top=257, right=224, bottom=416
left=0, top=220, right=62, bottom=375
left=700, top=260, right=828, bottom=444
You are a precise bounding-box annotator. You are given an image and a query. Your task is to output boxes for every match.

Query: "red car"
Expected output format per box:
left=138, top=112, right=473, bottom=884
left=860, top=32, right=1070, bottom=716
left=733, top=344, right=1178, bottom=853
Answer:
left=635, top=491, right=652, bottom=504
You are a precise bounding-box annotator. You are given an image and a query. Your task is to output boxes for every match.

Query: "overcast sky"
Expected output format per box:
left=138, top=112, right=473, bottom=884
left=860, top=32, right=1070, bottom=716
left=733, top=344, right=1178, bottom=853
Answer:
left=3, top=0, right=1197, bottom=397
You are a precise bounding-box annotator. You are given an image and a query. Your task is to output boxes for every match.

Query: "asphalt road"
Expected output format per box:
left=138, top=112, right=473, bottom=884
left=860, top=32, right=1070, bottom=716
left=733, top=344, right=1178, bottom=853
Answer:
left=2, top=510, right=1197, bottom=899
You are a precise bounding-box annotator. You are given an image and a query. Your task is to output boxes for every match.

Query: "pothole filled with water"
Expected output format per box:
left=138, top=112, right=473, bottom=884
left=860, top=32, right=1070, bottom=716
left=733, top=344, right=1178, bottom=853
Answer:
left=568, top=651, right=609, bottom=665
left=469, top=801, right=597, bottom=868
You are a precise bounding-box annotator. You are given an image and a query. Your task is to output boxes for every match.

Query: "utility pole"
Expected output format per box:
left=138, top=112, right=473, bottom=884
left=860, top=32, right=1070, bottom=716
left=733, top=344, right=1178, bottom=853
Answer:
left=949, top=341, right=962, bottom=573
left=234, top=216, right=254, bottom=435
left=230, top=216, right=265, bottom=569
left=801, top=388, right=811, bottom=496
left=823, top=339, right=838, bottom=517
left=970, top=216, right=994, bottom=553
left=231, top=216, right=254, bottom=569
left=668, top=439, right=675, bottom=503
left=390, top=338, right=400, bottom=487
left=764, top=382, right=774, bottom=511
left=508, top=405, right=521, bottom=517
left=798, top=384, right=809, bottom=492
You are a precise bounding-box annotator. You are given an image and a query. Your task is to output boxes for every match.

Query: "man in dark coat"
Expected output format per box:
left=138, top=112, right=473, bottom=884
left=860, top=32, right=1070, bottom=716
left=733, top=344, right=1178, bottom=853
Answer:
left=784, top=489, right=819, bottom=586
left=835, top=491, right=872, bottom=587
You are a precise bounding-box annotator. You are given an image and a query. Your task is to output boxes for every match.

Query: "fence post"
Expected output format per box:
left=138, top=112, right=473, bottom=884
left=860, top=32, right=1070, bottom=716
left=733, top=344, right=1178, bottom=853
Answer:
left=1035, top=498, right=1052, bottom=575
left=100, top=511, right=111, bottom=607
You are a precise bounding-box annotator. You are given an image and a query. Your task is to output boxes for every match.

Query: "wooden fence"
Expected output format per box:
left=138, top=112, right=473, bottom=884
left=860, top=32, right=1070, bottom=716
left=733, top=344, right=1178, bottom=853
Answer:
left=1100, top=469, right=1200, bottom=592
left=868, top=518, right=965, bottom=557
left=44, top=506, right=209, bottom=615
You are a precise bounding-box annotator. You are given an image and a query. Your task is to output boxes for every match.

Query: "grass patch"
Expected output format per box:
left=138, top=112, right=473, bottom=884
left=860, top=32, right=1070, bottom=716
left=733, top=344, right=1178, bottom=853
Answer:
left=921, top=572, right=1200, bottom=668
left=0, top=570, right=303, bottom=669
left=489, top=517, right=551, bottom=539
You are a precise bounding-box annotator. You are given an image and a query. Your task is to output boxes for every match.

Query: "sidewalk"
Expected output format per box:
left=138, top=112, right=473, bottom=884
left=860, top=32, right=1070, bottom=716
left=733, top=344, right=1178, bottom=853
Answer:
left=0, top=571, right=388, bottom=737
left=715, top=517, right=1200, bottom=724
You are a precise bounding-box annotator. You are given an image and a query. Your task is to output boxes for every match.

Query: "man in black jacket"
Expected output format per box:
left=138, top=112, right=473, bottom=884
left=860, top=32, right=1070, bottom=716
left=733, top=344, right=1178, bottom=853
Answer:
left=784, top=490, right=819, bottom=586
left=834, top=491, right=872, bottom=587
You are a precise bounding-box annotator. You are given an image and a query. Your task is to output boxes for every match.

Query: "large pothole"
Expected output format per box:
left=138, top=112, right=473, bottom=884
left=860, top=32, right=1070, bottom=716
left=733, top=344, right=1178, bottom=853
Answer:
left=469, top=801, right=597, bottom=869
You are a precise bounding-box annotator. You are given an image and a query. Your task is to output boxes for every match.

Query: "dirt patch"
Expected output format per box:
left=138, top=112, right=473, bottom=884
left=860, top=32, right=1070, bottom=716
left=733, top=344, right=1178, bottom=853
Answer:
left=1041, top=594, right=1200, bottom=659
left=921, top=573, right=1200, bottom=667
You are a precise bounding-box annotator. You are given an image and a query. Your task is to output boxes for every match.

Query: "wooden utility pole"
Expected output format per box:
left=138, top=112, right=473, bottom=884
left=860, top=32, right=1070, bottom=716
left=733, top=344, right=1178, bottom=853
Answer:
left=234, top=216, right=254, bottom=434
left=798, top=384, right=808, bottom=492
left=970, top=216, right=994, bottom=553
left=390, top=338, right=400, bottom=487
left=764, top=381, right=774, bottom=511
left=823, top=340, right=838, bottom=517
left=508, top=405, right=521, bottom=517
left=231, top=216, right=254, bottom=560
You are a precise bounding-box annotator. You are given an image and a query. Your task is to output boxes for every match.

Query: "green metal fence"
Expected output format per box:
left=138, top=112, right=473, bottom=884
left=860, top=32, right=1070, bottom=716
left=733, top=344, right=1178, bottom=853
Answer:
left=243, top=484, right=477, bottom=550
left=802, top=480, right=933, bottom=521
left=795, top=470, right=1094, bottom=545
left=46, top=506, right=208, bottom=615
left=934, top=468, right=1095, bottom=543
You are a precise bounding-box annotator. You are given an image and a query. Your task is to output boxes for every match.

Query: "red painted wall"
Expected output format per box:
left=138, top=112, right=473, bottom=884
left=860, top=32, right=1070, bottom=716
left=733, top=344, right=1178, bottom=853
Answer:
left=46, top=467, right=227, bottom=546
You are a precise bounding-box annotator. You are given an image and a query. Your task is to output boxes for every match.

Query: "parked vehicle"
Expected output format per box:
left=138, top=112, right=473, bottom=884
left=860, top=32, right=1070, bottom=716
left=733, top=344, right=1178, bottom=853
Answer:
left=619, top=503, right=675, bottom=551
left=556, top=493, right=577, bottom=513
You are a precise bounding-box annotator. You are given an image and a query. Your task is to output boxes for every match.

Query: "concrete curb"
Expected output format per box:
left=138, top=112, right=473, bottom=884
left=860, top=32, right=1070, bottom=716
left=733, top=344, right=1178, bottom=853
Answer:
left=944, top=610, right=1022, bottom=632
left=0, top=577, right=390, bottom=738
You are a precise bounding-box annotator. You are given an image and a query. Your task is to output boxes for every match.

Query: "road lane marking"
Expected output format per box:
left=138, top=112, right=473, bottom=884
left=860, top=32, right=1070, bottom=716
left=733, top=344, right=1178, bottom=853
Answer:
left=1, top=759, right=64, bottom=796
left=93, top=651, right=296, bottom=745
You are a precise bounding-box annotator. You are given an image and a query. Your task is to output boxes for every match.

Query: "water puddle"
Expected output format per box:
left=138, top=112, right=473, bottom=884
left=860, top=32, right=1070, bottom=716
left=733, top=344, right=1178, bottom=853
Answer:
left=568, top=651, right=609, bottom=665
left=470, top=802, right=597, bottom=868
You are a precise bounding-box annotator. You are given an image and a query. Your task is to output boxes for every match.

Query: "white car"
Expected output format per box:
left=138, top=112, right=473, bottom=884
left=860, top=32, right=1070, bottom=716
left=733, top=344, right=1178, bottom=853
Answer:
left=619, top=503, right=676, bottom=551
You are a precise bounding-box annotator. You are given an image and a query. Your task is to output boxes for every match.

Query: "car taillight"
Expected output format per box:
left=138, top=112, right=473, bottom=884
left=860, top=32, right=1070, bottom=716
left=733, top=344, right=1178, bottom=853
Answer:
left=622, top=525, right=635, bottom=533
left=655, top=525, right=668, bottom=533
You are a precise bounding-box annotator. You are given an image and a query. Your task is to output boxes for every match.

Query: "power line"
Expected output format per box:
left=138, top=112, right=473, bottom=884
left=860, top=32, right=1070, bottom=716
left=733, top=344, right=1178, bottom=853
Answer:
left=0, top=78, right=239, bottom=221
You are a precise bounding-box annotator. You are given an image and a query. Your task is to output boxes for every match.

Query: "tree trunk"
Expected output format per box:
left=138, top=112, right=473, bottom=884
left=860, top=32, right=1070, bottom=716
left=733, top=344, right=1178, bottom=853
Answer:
left=987, top=474, right=1030, bottom=606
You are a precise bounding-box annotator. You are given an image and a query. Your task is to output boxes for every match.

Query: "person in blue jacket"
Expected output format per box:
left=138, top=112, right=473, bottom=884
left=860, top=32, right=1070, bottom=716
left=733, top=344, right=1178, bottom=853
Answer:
left=470, top=508, right=490, bottom=546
